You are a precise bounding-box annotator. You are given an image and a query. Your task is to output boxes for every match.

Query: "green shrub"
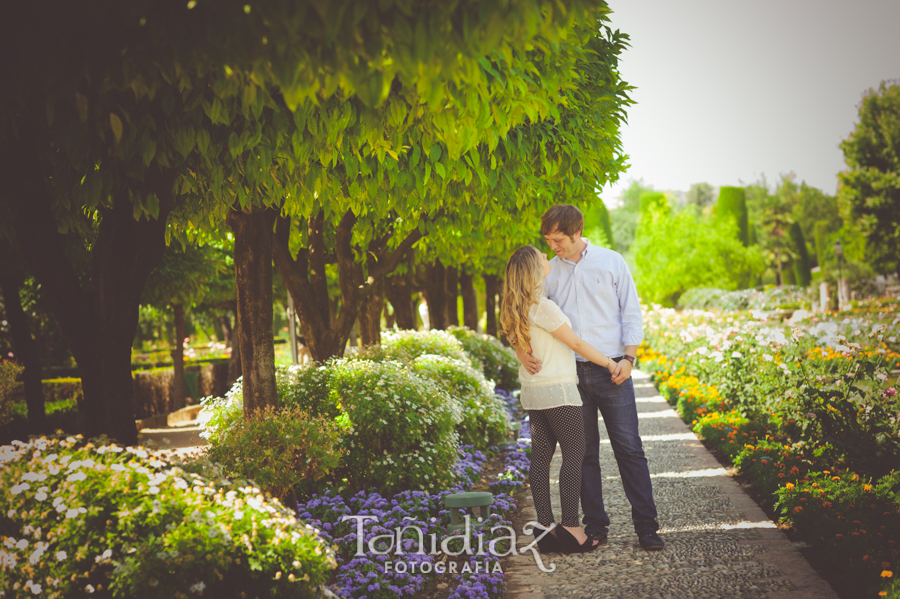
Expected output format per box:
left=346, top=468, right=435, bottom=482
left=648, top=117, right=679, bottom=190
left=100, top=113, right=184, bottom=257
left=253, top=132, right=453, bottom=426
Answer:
left=412, top=354, right=510, bottom=448
left=447, top=326, right=519, bottom=390
left=363, top=329, right=471, bottom=365
left=205, top=405, right=344, bottom=501
left=330, top=359, right=462, bottom=494
left=693, top=410, right=764, bottom=460
left=277, top=364, right=341, bottom=419
left=0, top=361, right=23, bottom=427
left=0, top=434, right=336, bottom=598
left=202, top=361, right=464, bottom=496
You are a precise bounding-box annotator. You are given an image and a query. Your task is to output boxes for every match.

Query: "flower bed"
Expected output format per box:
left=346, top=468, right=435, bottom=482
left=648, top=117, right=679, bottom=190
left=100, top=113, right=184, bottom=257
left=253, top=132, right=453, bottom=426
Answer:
left=638, top=300, right=900, bottom=597
left=0, top=434, right=336, bottom=598
left=295, top=438, right=530, bottom=599
left=200, top=330, right=514, bottom=499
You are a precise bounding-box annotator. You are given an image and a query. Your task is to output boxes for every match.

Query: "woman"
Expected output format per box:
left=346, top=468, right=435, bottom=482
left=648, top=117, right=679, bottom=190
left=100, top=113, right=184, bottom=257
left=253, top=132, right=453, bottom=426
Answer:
left=501, top=245, right=615, bottom=554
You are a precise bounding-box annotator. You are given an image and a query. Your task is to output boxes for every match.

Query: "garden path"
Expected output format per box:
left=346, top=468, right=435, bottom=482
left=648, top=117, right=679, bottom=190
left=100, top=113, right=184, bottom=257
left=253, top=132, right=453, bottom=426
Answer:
left=504, top=369, right=838, bottom=599
left=137, top=421, right=208, bottom=459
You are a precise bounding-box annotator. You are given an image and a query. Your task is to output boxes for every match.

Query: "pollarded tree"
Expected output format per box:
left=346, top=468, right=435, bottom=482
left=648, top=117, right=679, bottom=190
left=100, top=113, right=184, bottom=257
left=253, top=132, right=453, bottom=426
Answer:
left=839, top=81, right=900, bottom=274
left=141, top=242, right=227, bottom=411
left=1, top=0, right=609, bottom=437
left=274, top=9, right=632, bottom=361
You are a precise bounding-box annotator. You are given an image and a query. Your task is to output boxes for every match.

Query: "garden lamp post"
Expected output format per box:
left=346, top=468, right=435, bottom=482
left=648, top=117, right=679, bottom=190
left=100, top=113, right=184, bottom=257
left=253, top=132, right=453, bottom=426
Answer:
left=834, top=240, right=844, bottom=305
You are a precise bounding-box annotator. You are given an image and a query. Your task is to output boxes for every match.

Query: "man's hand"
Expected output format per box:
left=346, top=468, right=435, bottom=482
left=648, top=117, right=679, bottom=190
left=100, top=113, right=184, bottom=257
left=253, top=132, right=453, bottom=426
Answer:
left=515, top=346, right=542, bottom=375
left=610, top=358, right=632, bottom=385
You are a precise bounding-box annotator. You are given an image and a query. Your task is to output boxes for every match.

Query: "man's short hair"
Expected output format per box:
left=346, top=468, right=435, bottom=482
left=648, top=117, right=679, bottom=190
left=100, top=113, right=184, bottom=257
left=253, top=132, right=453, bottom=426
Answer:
left=541, top=205, right=584, bottom=237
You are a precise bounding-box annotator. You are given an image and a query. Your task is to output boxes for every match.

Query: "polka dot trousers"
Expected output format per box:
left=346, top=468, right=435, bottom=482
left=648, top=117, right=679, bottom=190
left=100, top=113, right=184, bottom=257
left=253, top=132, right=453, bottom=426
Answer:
left=528, top=405, right=585, bottom=528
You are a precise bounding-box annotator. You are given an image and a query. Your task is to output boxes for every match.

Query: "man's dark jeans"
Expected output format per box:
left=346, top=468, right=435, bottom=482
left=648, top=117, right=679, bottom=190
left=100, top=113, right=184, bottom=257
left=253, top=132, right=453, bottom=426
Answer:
left=577, top=361, right=659, bottom=536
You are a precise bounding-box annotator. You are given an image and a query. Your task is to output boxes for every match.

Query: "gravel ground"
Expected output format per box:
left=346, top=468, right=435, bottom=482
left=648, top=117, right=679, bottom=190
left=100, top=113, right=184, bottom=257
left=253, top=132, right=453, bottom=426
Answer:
left=504, top=370, right=839, bottom=599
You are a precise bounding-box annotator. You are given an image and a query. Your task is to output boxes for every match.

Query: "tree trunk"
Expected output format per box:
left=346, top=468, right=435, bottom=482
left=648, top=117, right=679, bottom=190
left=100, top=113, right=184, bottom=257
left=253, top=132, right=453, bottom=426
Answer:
left=219, top=312, right=232, bottom=346
left=170, top=303, right=186, bottom=411
left=775, top=246, right=784, bottom=287
left=484, top=274, right=500, bottom=337
left=424, top=260, right=448, bottom=330
left=9, top=138, right=175, bottom=444
left=385, top=275, right=416, bottom=330
left=0, top=254, right=47, bottom=433
left=274, top=211, right=423, bottom=362
left=359, top=277, right=385, bottom=346
left=227, top=206, right=278, bottom=417
left=445, top=266, right=460, bottom=327
left=459, top=268, right=479, bottom=331
left=227, top=306, right=242, bottom=386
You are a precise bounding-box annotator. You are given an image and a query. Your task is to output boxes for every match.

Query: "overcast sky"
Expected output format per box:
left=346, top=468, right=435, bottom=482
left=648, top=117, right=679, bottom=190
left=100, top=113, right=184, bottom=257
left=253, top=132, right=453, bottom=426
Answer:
left=598, top=0, right=900, bottom=206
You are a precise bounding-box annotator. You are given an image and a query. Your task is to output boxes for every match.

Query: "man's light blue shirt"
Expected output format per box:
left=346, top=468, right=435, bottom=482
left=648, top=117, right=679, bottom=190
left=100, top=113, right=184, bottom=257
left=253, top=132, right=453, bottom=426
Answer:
left=544, top=238, right=644, bottom=360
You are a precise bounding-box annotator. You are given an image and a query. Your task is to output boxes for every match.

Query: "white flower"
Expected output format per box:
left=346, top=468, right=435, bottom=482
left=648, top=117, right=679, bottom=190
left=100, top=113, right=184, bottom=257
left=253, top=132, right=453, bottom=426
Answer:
left=66, top=472, right=86, bottom=483
left=65, top=509, right=79, bottom=519
left=24, top=579, right=41, bottom=595
left=190, top=581, right=207, bottom=595
left=731, top=351, right=742, bottom=359
left=16, top=539, right=28, bottom=550
left=85, top=584, right=95, bottom=593
left=55, top=551, right=67, bottom=561
left=35, top=491, right=47, bottom=502
left=762, top=354, right=773, bottom=362
left=11, top=483, right=30, bottom=495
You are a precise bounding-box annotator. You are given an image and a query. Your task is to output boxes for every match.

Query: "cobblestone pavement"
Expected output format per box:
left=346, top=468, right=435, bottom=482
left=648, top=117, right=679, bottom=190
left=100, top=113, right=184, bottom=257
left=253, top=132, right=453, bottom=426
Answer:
left=504, top=370, right=838, bottom=599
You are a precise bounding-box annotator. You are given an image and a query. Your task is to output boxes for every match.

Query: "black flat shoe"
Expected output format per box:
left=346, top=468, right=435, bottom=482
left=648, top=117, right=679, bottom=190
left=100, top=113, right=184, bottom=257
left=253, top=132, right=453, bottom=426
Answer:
left=556, top=526, right=600, bottom=554
left=533, top=524, right=559, bottom=552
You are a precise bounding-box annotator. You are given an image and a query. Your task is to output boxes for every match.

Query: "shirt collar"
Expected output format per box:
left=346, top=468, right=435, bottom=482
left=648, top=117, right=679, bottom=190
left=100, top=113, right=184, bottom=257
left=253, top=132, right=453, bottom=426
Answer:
left=559, top=237, right=591, bottom=265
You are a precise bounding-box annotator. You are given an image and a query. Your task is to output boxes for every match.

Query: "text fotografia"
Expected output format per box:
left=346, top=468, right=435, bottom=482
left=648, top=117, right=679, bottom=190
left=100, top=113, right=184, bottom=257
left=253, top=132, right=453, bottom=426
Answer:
left=341, top=514, right=558, bottom=573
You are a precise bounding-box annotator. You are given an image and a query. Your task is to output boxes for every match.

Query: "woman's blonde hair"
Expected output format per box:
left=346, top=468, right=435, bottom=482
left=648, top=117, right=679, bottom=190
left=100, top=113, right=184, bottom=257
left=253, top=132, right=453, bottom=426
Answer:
left=500, top=245, right=545, bottom=351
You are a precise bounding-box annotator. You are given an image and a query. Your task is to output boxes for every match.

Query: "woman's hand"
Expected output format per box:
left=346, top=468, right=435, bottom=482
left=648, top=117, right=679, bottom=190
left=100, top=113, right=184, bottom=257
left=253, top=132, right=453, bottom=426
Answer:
left=606, top=358, right=616, bottom=375
left=515, top=346, right=542, bottom=375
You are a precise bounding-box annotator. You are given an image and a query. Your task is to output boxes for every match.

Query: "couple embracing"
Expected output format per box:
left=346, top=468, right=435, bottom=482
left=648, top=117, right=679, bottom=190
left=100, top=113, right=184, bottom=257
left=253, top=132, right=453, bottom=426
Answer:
left=500, top=205, right=664, bottom=554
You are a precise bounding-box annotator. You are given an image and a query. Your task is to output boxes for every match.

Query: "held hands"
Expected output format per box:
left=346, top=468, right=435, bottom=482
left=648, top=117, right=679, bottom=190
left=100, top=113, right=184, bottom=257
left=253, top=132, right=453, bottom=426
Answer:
left=516, top=346, right=542, bottom=375
left=610, top=358, right=632, bottom=385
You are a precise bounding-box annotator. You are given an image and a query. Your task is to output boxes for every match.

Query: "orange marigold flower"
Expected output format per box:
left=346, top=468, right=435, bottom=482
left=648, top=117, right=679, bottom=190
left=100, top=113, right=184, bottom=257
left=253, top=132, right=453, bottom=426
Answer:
left=794, top=506, right=803, bottom=513
left=863, top=484, right=873, bottom=491
left=790, top=467, right=800, bottom=474
left=881, top=570, right=893, bottom=578
left=883, top=562, right=892, bottom=568
left=822, top=502, right=832, bottom=508
left=832, top=476, right=841, bottom=481
left=785, top=483, right=795, bottom=489
left=835, top=533, right=843, bottom=538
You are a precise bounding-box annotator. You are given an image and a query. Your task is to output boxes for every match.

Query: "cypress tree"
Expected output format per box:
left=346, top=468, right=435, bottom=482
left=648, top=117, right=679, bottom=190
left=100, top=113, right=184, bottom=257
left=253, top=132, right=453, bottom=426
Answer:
left=814, top=220, right=830, bottom=268
left=716, top=187, right=749, bottom=246
left=790, top=222, right=812, bottom=287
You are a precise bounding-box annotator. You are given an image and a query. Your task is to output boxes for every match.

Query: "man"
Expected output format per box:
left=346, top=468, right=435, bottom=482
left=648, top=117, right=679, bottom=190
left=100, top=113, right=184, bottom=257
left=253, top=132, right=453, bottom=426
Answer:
left=517, top=204, right=663, bottom=551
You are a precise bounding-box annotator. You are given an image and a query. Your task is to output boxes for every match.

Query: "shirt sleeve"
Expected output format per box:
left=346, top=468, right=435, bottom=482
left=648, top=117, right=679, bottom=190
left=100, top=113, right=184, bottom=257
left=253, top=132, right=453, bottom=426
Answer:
left=615, top=256, right=645, bottom=346
left=532, top=299, right=568, bottom=332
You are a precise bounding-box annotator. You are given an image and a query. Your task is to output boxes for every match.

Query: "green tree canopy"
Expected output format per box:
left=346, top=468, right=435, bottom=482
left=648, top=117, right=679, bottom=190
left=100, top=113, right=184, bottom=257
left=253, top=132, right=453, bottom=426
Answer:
left=838, top=81, right=900, bottom=274
left=0, top=0, right=615, bottom=441
left=633, top=202, right=764, bottom=306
